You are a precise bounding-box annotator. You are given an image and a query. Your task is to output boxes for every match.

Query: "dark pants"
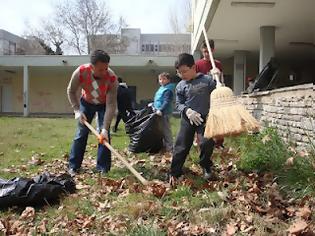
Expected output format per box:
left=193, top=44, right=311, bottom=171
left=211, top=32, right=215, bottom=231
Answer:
left=171, top=116, right=215, bottom=177
left=113, top=110, right=135, bottom=132
left=69, top=98, right=111, bottom=172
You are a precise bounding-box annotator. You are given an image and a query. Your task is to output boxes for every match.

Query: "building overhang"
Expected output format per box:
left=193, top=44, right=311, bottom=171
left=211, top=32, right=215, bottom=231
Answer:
left=0, top=55, right=177, bottom=68
left=192, top=0, right=315, bottom=60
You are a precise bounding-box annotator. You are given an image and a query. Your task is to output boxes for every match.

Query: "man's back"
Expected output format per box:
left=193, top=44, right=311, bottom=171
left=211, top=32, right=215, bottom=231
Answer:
left=117, top=84, right=133, bottom=111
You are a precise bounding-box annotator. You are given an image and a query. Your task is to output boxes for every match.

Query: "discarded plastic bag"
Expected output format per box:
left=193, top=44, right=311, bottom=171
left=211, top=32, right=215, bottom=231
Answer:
left=0, top=172, right=75, bottom=208
left=125, top=106, right=164, bottom=153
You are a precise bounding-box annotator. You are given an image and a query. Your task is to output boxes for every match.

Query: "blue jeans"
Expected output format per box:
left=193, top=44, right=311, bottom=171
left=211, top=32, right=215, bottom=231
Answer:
left=69, top=98, right=111, bottom=172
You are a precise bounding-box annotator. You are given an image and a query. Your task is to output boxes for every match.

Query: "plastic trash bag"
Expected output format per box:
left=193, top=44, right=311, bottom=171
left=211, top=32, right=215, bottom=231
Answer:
left=0, top=172, right=76, bottom=208
left=125, top=106, right=164, bottom=153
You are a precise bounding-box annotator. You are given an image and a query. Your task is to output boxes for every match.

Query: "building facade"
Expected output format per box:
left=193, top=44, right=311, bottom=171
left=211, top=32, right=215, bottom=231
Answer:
left=0, top=55, right=177, bottom=115
left=0, top=29, right=25, bottom=55
left=191, top=0, right=314, bottom=95
left=91, top=28, right=191, bottom=56
left=191, top=0, right=315, bottom=149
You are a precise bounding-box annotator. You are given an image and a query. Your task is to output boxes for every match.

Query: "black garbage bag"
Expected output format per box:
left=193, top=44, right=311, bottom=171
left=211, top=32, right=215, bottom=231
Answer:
left=0, top=172, right=76, bottom=208
left=125, top=106, right=164, bottom=153
left=249, top=58, right=279, bottom=93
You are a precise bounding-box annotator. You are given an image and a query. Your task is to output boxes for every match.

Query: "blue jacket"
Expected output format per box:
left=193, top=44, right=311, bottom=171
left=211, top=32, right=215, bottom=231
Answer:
left=154, top=83, right=175, bottom=115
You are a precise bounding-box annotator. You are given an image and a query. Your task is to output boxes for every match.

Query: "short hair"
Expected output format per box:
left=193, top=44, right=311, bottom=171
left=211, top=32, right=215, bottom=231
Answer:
left=158, top=72, right=171, bottom=80
left=90, top=50, right=110, bottom=65
left=175, top=53, right=195, bottom=69
left=118, top=77, right=123, bottom=83
left=201, top=39, right=214, bottom=50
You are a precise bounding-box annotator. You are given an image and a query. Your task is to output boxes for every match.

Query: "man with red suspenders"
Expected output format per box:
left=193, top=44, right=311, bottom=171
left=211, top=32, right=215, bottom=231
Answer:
left=67, top=50, right=118, bottom=176
left=195, top=40, right=224, bottom=149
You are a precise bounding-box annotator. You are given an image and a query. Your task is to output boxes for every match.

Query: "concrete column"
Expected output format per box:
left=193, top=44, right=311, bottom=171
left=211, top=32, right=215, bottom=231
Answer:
left=259, top=26, right=275, bottom=72
left=23, top=65, right=29, bottom=117
left=193, top=49, right=201, bottom=61
left=233, top=50, right=247, bottom=95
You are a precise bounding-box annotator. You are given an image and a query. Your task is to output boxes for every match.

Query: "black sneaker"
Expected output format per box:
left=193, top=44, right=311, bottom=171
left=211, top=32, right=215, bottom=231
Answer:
left=93, top=168, right=108, bottom=175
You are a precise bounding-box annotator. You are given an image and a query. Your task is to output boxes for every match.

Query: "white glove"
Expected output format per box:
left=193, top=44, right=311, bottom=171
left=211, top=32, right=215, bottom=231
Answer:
left=74, top=110, right=87, bottom=124
left=156, top=110, right=163, bottom=116
left=98, top=128, right=109, bottom=144
left=185, top=108, right=204, bottom=126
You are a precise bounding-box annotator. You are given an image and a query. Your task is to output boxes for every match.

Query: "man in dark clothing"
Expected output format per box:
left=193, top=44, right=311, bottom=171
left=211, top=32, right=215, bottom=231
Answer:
left=170, top=53, right=217, bottom=186
left=113, top=77, right=135, bottom=132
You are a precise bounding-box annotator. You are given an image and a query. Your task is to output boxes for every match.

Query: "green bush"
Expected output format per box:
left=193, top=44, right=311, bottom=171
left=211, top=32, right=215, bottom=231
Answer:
left=236, top=127, right=289, bottom=173
left=278, top=154, right=315, bottom=197
left=231, top=127, right=315, bottom=196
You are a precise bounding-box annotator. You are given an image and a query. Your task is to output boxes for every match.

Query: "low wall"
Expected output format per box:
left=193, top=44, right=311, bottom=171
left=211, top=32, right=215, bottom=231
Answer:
left=239, top=83, right=315, bottom=150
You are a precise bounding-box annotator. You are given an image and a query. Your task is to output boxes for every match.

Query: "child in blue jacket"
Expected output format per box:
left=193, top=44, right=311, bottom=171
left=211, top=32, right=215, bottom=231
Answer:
left=153, top=72, right=175, bottom=153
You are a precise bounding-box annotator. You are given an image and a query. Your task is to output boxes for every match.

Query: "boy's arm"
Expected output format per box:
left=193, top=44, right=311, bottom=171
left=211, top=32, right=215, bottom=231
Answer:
left=175, top=84, right=188, bottom=114
left=159, top=90, right=173, bottom=112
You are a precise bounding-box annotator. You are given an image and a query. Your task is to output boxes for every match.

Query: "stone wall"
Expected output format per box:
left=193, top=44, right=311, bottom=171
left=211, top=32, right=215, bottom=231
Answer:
left=239, top=83, right=315, bottom=150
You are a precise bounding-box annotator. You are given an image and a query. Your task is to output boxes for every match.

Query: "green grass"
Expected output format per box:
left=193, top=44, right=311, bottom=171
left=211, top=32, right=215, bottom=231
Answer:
left=227, top=127, right=315, bottom=197
left=1, top=117, right=314, bottom=234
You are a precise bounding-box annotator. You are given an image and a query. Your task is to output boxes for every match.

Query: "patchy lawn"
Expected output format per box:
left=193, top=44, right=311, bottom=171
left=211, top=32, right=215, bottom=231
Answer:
left=0, top=117, right=314, bottom=235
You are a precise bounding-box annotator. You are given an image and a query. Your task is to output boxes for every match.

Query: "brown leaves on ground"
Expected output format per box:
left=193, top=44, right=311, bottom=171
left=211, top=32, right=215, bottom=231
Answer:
left=20, top=207, right=35, bottom=221
left=1, top=146, right=315, bottom=235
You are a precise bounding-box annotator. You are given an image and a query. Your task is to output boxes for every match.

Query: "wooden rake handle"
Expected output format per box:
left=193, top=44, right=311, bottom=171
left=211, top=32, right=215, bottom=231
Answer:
left=202, top=26, right=222, bottom=87
left=83, top=120, right=149, bottom=185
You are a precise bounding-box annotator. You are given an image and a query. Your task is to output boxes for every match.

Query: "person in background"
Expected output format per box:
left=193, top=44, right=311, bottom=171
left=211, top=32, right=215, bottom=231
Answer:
left=112, top=77, right=135, bottom=132
left=153, top=72, right=175, bottom=153
left=66, top=50, right=118, bottom=176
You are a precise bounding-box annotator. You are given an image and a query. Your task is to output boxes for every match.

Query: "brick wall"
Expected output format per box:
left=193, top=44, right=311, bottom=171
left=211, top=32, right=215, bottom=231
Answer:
left=239, top=83, right=315, bottom=150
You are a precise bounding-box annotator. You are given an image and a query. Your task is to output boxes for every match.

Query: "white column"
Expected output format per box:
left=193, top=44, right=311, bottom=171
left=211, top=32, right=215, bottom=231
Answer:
left=233, top=50, right=247, bottom=95
left=193, top=49, right=201, bottom=61
left=259, top=26, right=275, bottom=72
left=23, top=65, right=29, bottom=117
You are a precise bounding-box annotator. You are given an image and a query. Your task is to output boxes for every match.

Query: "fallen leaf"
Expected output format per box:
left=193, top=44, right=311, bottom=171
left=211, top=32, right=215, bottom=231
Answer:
left=0, top=220, right=6, bottom=233
left=226, top=223, right=237, bottom=235
left=37, top=218, right=48, bottom=233
left=217, top=191, right=228, bottom=201
left=296, top=206, right=312, bottom=220
left=288, top=219, right=308, bottom=235
left=20, top=207, right=35, bottom=221
left=262, top=135, right=271, bottom=144
left=148, top=182, right=167, bottom=198
left=285, top=157, right=295, bottom=167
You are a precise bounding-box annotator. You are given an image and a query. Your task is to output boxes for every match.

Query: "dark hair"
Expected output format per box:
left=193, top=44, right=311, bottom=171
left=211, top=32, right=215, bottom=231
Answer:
left=175, top=53, right=195, bottom=69
left=118, top=77, right=123, bottom=83
left=90, top=50, right=110, bottom=65
left=158, top=72, right=171, bottom=80
left=201, top=39, right=214, bottom=50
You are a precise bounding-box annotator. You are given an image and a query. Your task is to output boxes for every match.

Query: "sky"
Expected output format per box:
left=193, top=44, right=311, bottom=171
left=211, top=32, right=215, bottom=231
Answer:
left=0, top=0, right=187, bottom=36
